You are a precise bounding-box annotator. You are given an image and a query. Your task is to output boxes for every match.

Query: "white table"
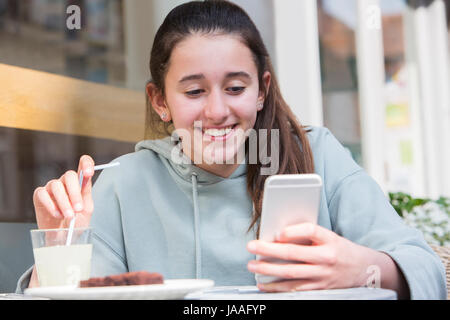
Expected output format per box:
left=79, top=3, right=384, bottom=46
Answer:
left=184, top=286, right=397, bottom=300
left=0, top=286, right=397, bottom=300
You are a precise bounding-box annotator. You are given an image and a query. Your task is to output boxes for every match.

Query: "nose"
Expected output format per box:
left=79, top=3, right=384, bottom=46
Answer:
left=203, top=88, right=230, bottom=123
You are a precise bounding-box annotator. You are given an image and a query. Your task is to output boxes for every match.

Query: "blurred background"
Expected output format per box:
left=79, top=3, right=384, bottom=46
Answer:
left=0, top=0, right=449, bottom=292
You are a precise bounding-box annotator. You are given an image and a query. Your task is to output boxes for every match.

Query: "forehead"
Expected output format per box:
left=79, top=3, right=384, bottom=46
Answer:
left=166, top=34, right=258, bottom=80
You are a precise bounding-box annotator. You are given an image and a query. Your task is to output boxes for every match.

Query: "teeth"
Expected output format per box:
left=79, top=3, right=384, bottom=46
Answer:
left=203, top=126, right=233, bottom=137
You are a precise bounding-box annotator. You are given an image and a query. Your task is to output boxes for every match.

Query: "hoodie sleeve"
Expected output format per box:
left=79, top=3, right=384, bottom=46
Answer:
left=15, top=266, right=34, bottom=294
left=319, top=128, right=447, bottom=299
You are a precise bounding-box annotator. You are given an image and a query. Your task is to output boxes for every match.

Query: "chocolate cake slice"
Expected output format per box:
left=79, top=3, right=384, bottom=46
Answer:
left=79, top=271, right=164, bottom=288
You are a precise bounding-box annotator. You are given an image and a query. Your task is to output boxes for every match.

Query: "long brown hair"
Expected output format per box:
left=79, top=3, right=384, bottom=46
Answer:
left=146, top=0, right=315, bottom=237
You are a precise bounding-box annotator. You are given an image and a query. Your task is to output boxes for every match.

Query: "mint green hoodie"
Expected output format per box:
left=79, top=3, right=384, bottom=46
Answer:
left=16, top=126, right=447, bottom=299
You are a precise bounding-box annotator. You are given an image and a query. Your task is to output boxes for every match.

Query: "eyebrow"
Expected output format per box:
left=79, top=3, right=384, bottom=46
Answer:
left=178, top=71, right=251, bottom=83
left=226, top=71, right=251, bottom=80
left=179, top=74, right=204, bottom=83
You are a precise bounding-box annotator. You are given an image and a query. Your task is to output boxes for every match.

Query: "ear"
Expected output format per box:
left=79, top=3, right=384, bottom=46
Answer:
left=146, top=82, right=171, bottom=121
left=257, top=71, right=271, bottom=110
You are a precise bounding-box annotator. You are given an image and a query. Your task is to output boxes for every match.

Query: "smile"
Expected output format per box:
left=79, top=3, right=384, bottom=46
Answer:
left=198, top=124, right=237, bottom=141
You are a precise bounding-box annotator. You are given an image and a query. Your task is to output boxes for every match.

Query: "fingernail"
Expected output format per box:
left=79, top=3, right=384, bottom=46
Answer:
left=247, top=242, right=256, bottom=251
left=247, top=263, right=256, bottom=271
left=65, top=209, right=74, bottom=219
left=74, top=203, right=83, bottom=212
left=84, top=168, right=93, bottom=175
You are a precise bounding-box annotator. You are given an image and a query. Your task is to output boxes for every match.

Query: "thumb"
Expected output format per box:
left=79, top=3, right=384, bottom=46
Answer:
left=80, top=168, right=94, bottom=214
left=80, top=168, right=93, bottom=196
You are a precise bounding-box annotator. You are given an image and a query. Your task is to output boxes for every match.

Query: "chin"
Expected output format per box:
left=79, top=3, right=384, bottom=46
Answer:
left=203, top=144, right=246, bottom=165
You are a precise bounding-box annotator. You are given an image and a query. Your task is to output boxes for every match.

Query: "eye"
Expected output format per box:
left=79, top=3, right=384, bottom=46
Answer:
left=226, top=87, right=245, bottom=94
left=185, top=89, right=204, bottom=96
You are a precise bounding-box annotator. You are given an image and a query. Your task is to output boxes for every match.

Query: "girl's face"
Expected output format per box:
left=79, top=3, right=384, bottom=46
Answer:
left=150, top=34, right=270, bottom=177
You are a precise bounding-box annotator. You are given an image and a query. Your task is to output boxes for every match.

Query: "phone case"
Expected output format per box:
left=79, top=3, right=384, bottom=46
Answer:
left=255, top=174, right=322, bottom=285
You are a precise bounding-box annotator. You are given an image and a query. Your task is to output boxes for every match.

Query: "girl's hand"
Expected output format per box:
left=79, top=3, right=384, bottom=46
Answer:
left=246, top=223, right=372, bottom=292
left=32, top=155, right=95, bottom=230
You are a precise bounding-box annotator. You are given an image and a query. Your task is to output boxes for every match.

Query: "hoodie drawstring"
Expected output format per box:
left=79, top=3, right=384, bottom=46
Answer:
left=191, top=172, right=201, bottom=279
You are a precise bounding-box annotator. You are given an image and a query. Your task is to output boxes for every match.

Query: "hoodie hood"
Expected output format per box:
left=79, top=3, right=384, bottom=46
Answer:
left=135, top=136, right=248, bottom=279
left=135, top=136, right=248, bottom=184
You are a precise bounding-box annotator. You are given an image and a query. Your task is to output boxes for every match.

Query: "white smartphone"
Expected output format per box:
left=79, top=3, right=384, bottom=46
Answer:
left=255, top=173, right=323, bottom=285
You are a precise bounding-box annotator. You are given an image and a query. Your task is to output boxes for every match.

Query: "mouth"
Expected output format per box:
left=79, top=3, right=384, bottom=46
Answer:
left=197, top=124, right=238, bottom=141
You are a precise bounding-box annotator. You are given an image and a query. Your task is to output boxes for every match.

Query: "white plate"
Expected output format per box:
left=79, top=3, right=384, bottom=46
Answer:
left=24, top=279, right=214, bottom=300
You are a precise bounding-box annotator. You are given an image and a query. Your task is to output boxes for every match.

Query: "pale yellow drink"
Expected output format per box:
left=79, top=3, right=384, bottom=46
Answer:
left=33, top=244, right=93, bottom=287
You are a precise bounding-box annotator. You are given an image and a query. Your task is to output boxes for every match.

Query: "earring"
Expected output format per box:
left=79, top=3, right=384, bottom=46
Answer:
left=161, top=111, right=168, bottom=121
left=257, top=101, right=264, bottom=110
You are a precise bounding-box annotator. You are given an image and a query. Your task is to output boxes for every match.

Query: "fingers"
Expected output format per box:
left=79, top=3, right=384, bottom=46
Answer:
left=248, top=260, right=325, bottom=280
left=33, top=155, right=96, bottom=230
left=277, top=223, right=336, bottom=245
left=247, top=240, right=337, bottom=265
left=61, top=170, right=84, bottom=213
left=77, top=155, right=95, bottom=191
left=78, top=155, right=95, bottom=174
left=33, top=187, right=63, bottom=219
left=45, top=179, right=75, bottom=219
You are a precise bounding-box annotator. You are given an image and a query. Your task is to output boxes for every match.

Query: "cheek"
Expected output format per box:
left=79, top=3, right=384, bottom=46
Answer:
left=168, top=96, right=200, bottom=128
left=232, top=96, right=258, bottom=124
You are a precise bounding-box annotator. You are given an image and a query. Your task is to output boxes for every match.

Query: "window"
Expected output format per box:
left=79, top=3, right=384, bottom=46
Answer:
left=0, top=0, right=137, bottom=222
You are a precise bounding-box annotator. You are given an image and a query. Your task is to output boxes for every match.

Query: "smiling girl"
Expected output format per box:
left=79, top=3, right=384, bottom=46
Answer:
left=18, top=0, right=446, bottom=299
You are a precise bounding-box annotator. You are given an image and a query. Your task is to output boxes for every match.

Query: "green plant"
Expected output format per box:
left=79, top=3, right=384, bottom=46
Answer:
left=389, top=192, right=450, bottom=246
